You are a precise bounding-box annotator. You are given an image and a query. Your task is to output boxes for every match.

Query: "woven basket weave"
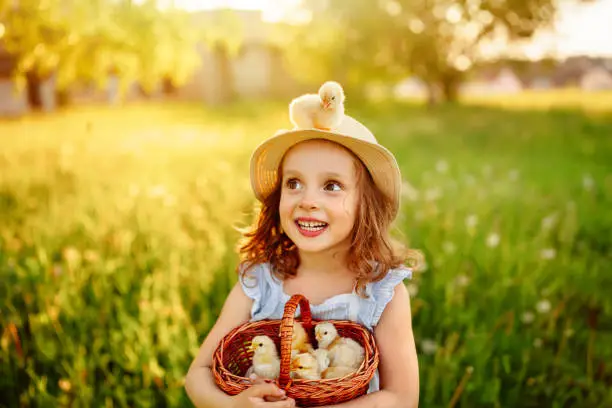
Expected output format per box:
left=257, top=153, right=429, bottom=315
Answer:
left=212, top=294, right=379, bottom=406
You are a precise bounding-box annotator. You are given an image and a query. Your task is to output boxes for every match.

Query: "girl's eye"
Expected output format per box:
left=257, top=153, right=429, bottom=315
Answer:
left=286, top=178, right=302, bottom=190
left=324, top=181, right=342, bottom=192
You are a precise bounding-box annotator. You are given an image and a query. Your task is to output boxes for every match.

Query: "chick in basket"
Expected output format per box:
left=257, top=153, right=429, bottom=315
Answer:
left=245, top=335, right=281, bottom=380
left=290, top=321, right=315, bottom=358
left=315, top=322, right=365, bottom=371
left=290, top=352, right=321, bottom=380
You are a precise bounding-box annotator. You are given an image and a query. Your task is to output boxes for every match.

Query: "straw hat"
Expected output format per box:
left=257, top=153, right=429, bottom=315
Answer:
left=250, top=111, right=402, bottom=218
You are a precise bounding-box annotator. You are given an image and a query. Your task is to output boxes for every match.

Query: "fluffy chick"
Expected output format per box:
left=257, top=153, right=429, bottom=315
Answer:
left=322, top=365, right=356, bottom=379
left=290, top=321, right=314, bottom=359
left=310, top=348, right=330, bottom=373
left=289, top=81, right=345, bottom=130
left=250, top=335, right=281, bottom=380
left=290, top=352, right=321, bottom=380
left=315, top=322, right=365, bottom=370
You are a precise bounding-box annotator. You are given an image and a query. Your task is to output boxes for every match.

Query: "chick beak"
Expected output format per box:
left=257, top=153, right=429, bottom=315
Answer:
left=323, top=100, right=331, bottom=110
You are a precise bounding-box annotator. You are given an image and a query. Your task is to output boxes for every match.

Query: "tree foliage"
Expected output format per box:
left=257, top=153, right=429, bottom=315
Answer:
left=0, top=0, right=203, bottom=100
left=292, top=0, right=558, bottom=102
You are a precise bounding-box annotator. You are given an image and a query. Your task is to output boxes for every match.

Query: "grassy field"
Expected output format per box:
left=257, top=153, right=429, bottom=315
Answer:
left=1, top=93, right=612, bottom=407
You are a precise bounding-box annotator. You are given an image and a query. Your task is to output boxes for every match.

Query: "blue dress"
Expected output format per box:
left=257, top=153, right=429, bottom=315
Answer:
left=239, top=262, right=413, bottom=393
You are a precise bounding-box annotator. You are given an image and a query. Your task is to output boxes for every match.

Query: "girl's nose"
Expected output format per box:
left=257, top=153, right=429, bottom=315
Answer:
left=298, top=190, right=319, bottom=211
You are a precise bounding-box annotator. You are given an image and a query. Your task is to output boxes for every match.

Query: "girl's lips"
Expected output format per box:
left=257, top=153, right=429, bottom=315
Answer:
left=294, top=218, right=328, bottom=238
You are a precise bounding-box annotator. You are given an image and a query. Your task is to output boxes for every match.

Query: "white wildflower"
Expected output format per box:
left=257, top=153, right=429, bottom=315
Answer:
left=442, top=241, right=456, bottom=254
left=148, top=184, right=167, bottom=198
left=486, top=233, right=500, bottom=248
left=129, top=184, right=141, bottom=197
left=541, top=214, right=557, bottom=231
left=436, top=159, right=449, bottom=174
left=465, top=214, right=478, bottom=229
left=582, top=174, right=594, bottom=191
left=402, top=181, right=419, bottom=201
left=533, top=338, right=543, bottom=348
left=425, top=187, right=443, bottom=201
left=540, top=248, right=556, bottom=260
left=521, top=311, right=535, bottom=324
left=536, top=299, right=551, bottom=314
left=508, top=169, right=519, bottom=181
left=421, top=339, right=438, bottom=355
left=455, top=275, right=470, bottom=287
left=482, top=164, right=492, bottom=177
left=465, top=174, right=476, bottom=186
left=407, top=283, right=419, bottom=297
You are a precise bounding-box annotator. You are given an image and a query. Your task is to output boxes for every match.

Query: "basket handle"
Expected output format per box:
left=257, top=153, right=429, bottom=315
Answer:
left=278, top=294, right=313, bottom=387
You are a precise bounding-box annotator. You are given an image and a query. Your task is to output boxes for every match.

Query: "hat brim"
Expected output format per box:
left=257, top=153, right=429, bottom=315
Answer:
left=250, top=128, right=401, bottom=217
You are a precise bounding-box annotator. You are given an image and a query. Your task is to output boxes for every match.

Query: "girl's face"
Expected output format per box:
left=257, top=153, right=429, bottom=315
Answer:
left=279, top=140, right=359, bottom=255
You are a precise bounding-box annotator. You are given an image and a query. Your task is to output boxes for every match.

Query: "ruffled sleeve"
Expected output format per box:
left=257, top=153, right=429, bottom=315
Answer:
left=369, top=266, right=413, bottom=327
left=238, top=263, right=279, bottom=321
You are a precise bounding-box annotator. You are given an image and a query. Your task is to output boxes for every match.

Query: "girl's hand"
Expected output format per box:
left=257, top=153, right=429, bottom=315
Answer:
left=230, top=381, right=296, bottom=408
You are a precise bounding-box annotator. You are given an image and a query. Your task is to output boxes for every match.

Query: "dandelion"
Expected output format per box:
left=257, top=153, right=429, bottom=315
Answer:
left=540, top=248, right=556, bottom=260
left=582, top=174, right=594, bottom=191
left=442, top=241, right=456, bottom=254
left=402, top=181, right=419, bottom=201
left=83, top=250, right=99, bottom=263
left=486, top=233, right=500, bottom=248
left=421, top=339, right=438, bottom=355
left=536, top=299, right=551, bottom=314
left=482, top=164, right=492, bottom=177
left=163, top=195, right=177, bottom=207
left=407, top=283, right=419, bottom=297
left=541, top=214, right=557, bottom=231
left=533, top=338, right=543, bottom=348
left=58, top=379, right=72, bottom=392
left=129, top=184, right=141, bottom=197
left=148, top=184, right=167, bottom=198
left=521, top=311, right=535, bottom=324
left=62, top=247, right=81, bottom=269
left=465, top=214, right=478, bottom=230
left=424, top=187, right=442, bottom=201
left=436, top=159, right=449, bottom=173
left=455, top=275, right=470, bottom=287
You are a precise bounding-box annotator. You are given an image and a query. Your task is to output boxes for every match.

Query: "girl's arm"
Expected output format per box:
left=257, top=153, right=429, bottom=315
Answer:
left=320, top=283, right=419, bottom=408
left=185, top=282, right=294, bottom=408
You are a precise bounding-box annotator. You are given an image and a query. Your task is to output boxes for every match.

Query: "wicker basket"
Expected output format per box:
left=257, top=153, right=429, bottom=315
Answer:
left=212, top=294, right=379, bottom=407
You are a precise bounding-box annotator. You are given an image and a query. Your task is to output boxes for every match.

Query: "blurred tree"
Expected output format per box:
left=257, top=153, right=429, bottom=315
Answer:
left=199, top=8, right=244, bottom=104
left=293, top=0, right=557, bottom=103
left=0, top=0, right=201, bottom=105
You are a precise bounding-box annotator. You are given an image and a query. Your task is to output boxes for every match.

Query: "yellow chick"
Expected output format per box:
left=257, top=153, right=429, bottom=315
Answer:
left=290, top=321, right=315, bottom=359
left=322, top=365, right=356, bottom=379
left=310, top=348, right=330, bottom=373
left=249, top=335, right=281, bottom=380
left=290, top=352, right=321, bottom=380
left=315, top=322, right=365, bottom=370
left=289, top=81, right=345, bottom=130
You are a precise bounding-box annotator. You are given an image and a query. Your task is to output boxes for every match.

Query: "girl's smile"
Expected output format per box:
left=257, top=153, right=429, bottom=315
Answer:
left=295, top=216, right=328, bottom=237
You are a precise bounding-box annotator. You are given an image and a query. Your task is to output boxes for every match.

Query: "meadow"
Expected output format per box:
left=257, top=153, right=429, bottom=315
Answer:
left=1, top=92, right=611, bottom=407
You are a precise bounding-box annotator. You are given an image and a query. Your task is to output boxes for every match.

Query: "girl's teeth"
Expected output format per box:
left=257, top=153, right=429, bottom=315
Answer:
left=297, top=220, right=327, bottom=231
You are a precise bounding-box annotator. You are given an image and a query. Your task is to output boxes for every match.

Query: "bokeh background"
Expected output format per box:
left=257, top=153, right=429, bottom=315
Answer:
left=1, top=0, right=611, bottom=407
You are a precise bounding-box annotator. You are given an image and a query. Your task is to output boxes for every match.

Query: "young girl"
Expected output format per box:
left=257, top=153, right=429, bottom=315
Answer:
left=185, top=100, right=420, bottom=408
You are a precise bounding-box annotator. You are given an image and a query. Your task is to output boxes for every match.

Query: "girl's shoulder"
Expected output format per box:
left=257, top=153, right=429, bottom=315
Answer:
left=362, top=264, right=413, bottom=327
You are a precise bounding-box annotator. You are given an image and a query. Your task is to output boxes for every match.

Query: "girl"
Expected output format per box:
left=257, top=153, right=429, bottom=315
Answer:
left=185, top=107, right=420, bottom=408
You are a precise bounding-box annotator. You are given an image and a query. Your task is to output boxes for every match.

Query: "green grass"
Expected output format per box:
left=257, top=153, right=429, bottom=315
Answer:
left=1, top=96, right=611, bottom=407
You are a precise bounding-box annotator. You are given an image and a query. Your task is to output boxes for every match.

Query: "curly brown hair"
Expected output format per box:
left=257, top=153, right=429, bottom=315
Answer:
left=237, top=141, right=422, bottom=297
